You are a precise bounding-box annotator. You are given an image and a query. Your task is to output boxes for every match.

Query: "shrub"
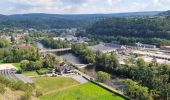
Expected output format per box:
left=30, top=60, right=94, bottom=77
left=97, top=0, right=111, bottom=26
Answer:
left=20, top=93, right=31, bottom=100
left=16, top=69, right=23, bottom=74
left=97, top=71, right=111, bottom=83
left=0, top=83, right=5, bottom=94
left=35, top=89, right=43, bottom=97
left=36, top=68, right=48, bottom=75
left=0, top=75, right=11, bottom=86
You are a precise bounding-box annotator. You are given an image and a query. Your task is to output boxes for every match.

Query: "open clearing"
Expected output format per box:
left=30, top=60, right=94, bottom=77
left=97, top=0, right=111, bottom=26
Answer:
left=39, top=82, right=125, bottom=100
left=32, top=77, right=79, bottom=94
left=23, top=71, right=38, bottom=76
left=0, top=64, right=17, bottom=70
left=12, top=63, right=21, bottom=70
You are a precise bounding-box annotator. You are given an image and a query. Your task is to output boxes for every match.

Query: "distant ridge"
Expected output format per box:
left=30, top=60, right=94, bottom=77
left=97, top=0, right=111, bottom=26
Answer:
left=158, top=10, right=170, bottom=16
left=0, top=11, right=165, bottom=29
left=7, top=11, right=161, bottom=18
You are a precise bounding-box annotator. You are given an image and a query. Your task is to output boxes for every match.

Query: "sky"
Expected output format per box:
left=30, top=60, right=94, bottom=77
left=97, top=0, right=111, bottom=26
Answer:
left=0, top=0, right=170, bottom=15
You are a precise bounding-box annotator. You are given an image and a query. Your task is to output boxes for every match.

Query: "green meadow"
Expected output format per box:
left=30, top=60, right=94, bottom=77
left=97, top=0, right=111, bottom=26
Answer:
left=35, top=77, right=125, bottom=100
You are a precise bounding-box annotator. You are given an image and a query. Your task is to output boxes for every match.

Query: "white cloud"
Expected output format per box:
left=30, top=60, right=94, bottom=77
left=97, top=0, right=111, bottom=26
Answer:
left=159, top=0, right=170, bottom=2
left=0, top=0, right=169, bottom=14
left=107, top=0, right=113, bottom=5
left=8, top=0, right=62, bottom=7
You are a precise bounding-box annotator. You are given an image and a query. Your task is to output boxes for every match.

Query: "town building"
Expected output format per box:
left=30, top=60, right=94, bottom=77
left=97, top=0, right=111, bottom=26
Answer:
left=88, top=42, right=121, bottom=53
left=160, top=46, right=170, bottom=51
left=133, top=50, right=170, bottom=61
left=136, top=42, right=156, bottom=48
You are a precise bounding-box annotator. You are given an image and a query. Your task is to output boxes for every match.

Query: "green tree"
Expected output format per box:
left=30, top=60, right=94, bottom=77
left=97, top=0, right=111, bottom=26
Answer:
left=0, top=39, right=10, bottom=48
left=97, top=71, right=111, bottom=83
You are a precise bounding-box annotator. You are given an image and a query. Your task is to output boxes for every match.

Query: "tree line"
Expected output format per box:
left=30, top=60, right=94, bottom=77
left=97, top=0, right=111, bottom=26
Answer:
left=0, top=47, right=39, bottom=63
left=87, top=17, right=170, bottom=39
left=20, top=53, right=61, bottom=72
left=71, top=43, right=95, bottom=63
left=41, top=38, right=70, bottom=49
left=76, top=17, right=170, bottom=46
left=71, top=44, right=170, bottom=100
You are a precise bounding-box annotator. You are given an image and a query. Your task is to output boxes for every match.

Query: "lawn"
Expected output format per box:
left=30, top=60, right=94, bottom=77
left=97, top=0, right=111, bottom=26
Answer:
left=12, top=63, right=21, bottom=70
left=40, top=82, right=125, bottom=100
left=32, top=77, right=79, bottom=94
left=23, top=71, right=38, bottom=76
left=0, top=60, right=3, bottom=64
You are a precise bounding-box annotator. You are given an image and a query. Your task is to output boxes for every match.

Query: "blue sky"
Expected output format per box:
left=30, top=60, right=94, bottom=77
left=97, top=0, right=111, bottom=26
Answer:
left=0, top=0, right=170, bottom=15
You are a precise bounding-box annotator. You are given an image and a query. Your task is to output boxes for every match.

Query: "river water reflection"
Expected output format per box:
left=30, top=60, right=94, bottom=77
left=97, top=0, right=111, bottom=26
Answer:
left=60, top=53, right=98, bottom=77
left=60, top=53, right=82, bottom=64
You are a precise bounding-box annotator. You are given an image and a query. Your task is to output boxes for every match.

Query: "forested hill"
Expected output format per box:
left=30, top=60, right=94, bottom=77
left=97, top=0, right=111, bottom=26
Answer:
left=86, top=17, right=170, bottom=39
left=0, top=11, right=161, bottom=29
left=158, top=10, right=170, bottom=16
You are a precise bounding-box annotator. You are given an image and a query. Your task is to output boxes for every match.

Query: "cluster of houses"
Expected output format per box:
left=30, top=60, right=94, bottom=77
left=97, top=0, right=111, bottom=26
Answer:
left=0, top=28, right=29, bottom=44
left=53, top=35, right=90, bottom=44
left=53, top=62, right=74, bottom=75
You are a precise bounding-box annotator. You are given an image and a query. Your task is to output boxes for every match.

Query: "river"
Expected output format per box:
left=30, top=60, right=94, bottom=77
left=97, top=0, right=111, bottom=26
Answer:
left=37, top=42, right=47, bottom=50
left=60, top=53, right=98, bottom=77
left=37, top=42, right=126, bottom=90
left=60, top=53, right=82, bottom=64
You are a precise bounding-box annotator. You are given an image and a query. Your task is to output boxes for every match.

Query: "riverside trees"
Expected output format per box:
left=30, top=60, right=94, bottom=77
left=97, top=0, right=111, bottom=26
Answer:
left=71, top=44, right=169, bottom=99
left=97, top=71, right=111, bottom=83
left=118, top=59, right=170, bottom=100
left=71, top=43, right=95, bottom=63
left=123, top=79, right=151, bottom=100
left=41, top=38, right=70, bottom=49
left=95, top=51, right=120, bottom=72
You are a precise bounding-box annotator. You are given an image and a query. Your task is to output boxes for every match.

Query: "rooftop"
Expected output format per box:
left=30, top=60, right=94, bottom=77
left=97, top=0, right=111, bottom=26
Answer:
left=88, top=43, right=121, bottom=53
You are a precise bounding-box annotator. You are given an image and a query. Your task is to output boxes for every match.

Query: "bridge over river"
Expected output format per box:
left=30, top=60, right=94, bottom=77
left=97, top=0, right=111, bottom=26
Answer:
left=39, top=48, right=71, bottom=53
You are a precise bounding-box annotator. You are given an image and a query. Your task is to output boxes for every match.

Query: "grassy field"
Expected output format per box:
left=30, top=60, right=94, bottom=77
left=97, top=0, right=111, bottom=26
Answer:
left=23, top=71, right=38, bottom=76
left=40, top=82, right=125, bottom=100
left=12, top=63, right=21, bottom=70
left=32, top=77, right=79, bottom=94
left=0, top=60, right=3, bottom=64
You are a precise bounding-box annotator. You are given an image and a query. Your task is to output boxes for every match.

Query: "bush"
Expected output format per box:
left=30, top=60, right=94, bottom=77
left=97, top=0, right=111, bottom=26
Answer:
left=16, top=69, right=23, bottom=74
left=21, top=60, right=40, bottom=71
left=0, top=83, right=5, bottom=94
left=20, top=93, right=31, bottom=100
left=35, top=89, right=43, bottom=97
left=9, top=81, right=23, bottom=91
left=97, top=71, right=111, bottom=83
left=0, top=75, right=11, bottom=86
left=36, top=68, right=48, bottom=75
left=0, top=76, right=38, bottom=99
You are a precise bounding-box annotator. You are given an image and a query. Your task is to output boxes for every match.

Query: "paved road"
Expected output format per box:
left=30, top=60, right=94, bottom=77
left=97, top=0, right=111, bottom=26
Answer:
left=69, top=74, right=88, bottom=84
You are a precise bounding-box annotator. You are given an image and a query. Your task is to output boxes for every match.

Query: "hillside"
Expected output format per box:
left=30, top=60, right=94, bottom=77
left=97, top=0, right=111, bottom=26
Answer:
left=0, top=88, right=25, bottom=100
left=0, top=11, right=161, bottom=29
left=86, top=17, right=170, bottom=39
left=158, top=10, right=170, bottom=16
left=0, top=75, right=41, bottom=100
